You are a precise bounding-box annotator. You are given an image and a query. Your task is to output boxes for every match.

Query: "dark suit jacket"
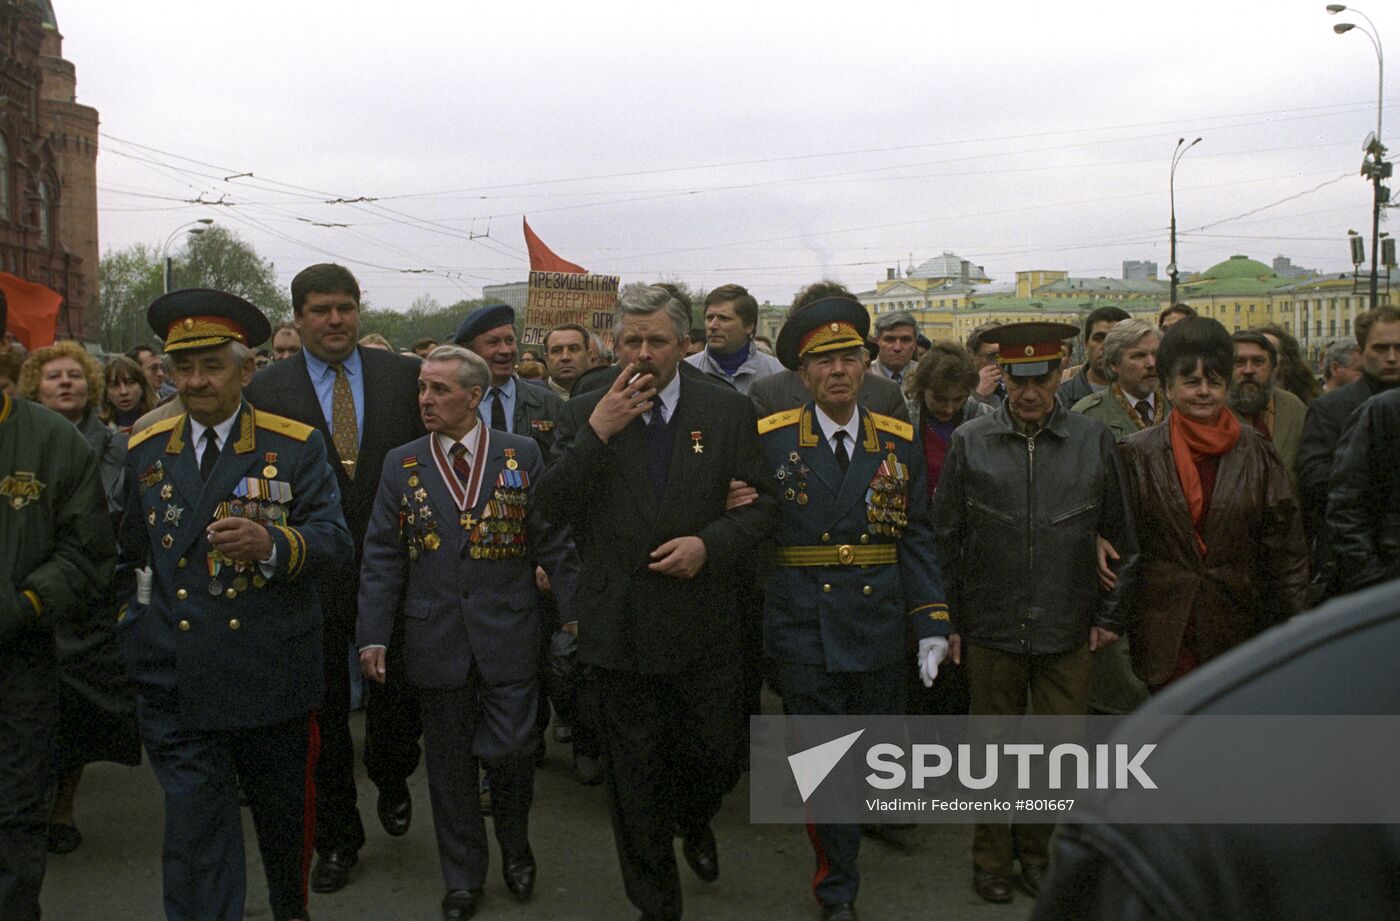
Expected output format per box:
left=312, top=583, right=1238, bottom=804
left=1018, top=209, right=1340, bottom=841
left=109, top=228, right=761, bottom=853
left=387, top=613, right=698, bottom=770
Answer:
left=507, top=373, right=565, bottom=458
left=748, top=368, right=910, bottom=422
left=357, top=429, right=580, bottom=689
left=244, top=348, right=424, bottom=629
left=537, top=373, right=778, bottom=674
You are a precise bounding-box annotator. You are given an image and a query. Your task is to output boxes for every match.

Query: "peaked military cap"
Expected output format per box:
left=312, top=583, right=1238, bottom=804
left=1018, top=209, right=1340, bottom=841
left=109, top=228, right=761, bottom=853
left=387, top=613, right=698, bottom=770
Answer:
left=147, top=288, right=271, bottom=353
left=980, top=321, right=1079, bottom=377
left=453, top=303, right=515, bottom=345
left=776, top=297, right=871, bottom=371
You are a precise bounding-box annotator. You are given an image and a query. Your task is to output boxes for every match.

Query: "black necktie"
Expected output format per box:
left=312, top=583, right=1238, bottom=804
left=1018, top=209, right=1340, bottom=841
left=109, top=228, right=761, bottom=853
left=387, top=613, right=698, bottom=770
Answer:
left=490, top=387, right=507, bottom=431
left=1135, top=400, right=1153, bottom=427
left=833, top=430, right=850, bottom=473
left=199, top=428, right=219, bottom=481
left=643, top=395, right=670, bottom=499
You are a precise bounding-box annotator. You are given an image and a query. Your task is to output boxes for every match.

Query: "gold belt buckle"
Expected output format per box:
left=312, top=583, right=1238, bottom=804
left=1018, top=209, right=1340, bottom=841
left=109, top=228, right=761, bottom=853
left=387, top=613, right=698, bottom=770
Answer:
left=836, top=544, right=855, bottom=565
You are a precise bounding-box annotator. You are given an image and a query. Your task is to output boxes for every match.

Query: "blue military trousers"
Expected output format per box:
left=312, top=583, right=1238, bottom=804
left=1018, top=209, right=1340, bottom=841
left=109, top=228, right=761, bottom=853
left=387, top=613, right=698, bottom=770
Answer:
left=137, top=686, right=315, bottom=921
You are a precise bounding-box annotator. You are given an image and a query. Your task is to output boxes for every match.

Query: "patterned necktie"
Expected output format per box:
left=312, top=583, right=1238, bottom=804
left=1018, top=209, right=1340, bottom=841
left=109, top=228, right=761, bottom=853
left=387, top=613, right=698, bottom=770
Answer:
left=330, top=361, right=358, bottom=478
left=199, top=428, right=219, bottom=481
left=1135, top=400, right=1153, bottom=427
left=490, top=387, right=507, bottom=431
left=833, top=430, right=851, bottom=473
left=449, top=442, right=472, bottom=486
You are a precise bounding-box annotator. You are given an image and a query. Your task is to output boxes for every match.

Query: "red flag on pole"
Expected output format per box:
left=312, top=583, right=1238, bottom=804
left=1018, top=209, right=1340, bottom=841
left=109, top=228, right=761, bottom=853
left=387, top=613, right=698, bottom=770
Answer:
left=523, top=217, right=587, bottom=274
left=0, top=272, right=63, bottom=350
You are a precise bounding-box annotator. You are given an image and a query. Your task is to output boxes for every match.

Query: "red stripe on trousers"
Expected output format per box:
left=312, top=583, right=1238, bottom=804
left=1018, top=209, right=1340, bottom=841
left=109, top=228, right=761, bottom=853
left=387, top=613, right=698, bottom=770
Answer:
left=300, top=709, right=321, bottom=907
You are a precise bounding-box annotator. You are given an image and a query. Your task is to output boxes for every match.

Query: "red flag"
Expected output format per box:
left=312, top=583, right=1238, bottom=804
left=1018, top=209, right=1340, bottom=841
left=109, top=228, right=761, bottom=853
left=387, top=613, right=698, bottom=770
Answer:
left=523, top=217, right=587, bottom=274
left=0, top=272, right=63, bottom=350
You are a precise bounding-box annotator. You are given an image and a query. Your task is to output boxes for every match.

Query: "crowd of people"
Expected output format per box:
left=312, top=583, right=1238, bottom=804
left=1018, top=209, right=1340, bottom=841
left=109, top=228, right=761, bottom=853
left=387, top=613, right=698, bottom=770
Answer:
left=1, top=272, right=1397, bottom=921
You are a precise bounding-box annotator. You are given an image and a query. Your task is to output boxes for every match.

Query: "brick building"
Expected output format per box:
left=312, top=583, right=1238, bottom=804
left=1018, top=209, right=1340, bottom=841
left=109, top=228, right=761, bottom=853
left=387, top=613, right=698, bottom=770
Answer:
left=0, top=0, right=98, bottom=339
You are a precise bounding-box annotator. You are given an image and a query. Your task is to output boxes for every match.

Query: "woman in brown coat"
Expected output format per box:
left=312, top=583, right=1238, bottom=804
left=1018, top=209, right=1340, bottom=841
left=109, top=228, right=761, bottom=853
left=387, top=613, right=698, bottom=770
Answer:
left=1118, top=317, right=1309, bottom=690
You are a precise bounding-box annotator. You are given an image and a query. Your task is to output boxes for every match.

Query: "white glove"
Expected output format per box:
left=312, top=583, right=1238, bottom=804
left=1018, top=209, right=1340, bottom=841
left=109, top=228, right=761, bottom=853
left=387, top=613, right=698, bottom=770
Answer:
left=135, top=567, right=152, bottom=605
left=918, top=637, right=950, bottom=687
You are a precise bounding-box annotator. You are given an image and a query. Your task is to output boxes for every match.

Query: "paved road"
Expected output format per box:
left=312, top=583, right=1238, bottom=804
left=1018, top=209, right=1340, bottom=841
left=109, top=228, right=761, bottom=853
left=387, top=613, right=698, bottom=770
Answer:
left=41, top=712, right=1038, bottom=921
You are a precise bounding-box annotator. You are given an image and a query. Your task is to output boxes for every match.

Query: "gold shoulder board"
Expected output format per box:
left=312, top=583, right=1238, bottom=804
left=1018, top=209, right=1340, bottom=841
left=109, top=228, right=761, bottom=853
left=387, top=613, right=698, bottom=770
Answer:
left=757, top=408, right=802, bottom=435
left=870, top=413, right=914, bottom=442
left=128, top=414, right=184, bottom=449
left=254, top=411, right=314, bottom=442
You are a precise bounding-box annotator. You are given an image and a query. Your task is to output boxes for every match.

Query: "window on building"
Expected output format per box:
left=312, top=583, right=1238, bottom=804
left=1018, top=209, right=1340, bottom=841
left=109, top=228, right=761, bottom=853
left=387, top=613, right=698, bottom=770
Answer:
left=37, top=180, right=52, bottom=248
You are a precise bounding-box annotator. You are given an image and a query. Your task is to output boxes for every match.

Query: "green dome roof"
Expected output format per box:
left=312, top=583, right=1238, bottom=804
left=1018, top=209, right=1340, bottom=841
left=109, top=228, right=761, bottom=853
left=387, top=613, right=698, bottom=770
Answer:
left=1201, top=255, right=1273, bottom=280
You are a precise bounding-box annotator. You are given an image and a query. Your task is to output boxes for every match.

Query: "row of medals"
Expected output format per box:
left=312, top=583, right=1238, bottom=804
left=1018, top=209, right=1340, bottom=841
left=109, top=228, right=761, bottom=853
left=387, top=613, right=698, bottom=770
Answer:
left=207, top=469, right=288, bottom=597
left=866, top=451, right=909, bottom=539
left=399, top=472, right=529, bottom=560
left=468, top=484, right=527, bottom=559
left=774, top=451, right=811, bottom=505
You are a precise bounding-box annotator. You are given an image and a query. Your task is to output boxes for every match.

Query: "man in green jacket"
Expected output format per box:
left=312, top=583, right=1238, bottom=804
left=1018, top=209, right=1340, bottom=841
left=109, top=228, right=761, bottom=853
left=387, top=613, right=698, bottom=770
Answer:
left=0, top=295, right=116, bottom=921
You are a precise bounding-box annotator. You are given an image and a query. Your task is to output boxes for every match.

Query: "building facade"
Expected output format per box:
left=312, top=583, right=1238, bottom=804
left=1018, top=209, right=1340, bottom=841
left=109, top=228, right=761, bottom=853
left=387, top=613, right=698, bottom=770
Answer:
left=0, top=0, right=99, bottom=339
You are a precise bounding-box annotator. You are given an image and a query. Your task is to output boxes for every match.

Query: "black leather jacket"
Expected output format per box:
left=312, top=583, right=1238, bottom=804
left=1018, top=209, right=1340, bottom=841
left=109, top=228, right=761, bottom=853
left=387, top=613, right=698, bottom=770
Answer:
left=1326, top=388, right=1400, bottom=592
left=931, top=403, right=1138, bottom=655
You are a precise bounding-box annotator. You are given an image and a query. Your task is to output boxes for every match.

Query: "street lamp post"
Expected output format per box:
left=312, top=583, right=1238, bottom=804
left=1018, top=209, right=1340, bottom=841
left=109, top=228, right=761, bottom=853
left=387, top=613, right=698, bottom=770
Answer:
left=1168, top=136, right=1202, bottom=306
left=1328, top=4, right=1388, bottom=308
left=161, top=218, right=214, bottom=293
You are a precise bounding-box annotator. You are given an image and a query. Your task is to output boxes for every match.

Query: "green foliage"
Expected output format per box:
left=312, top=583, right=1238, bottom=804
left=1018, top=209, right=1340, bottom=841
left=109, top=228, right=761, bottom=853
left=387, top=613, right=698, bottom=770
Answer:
left=358, top=295, right=491, bottom=350
left=96, top=226, right=290, bottom=353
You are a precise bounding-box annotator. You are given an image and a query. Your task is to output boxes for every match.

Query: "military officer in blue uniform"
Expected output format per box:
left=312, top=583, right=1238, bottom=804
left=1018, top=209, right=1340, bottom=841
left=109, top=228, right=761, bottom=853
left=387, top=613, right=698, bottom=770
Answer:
left=116, top=289, right=352, bottom=921
left=759, top=297, right=950, bottom=921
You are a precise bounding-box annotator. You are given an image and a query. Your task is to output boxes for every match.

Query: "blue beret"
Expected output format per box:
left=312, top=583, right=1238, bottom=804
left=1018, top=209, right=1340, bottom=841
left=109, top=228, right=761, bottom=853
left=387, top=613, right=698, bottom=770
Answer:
left=453, top=304, right=515, bottom=345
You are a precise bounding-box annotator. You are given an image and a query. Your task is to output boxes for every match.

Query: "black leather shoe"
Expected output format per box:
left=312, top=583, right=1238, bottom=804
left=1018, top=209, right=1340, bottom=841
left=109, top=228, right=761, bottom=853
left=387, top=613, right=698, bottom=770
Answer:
left=441, top=888, right=483, bottom=921
left=377, top=782, right=412, bottom=837
left=681, top=826, right=719, bottom=883
left=821, top=902, right=858, bottom=921
left=503, top=850, right=537, bottom=902
left=1020, top=861, right=1048, bottom=897
left=973, top=866, right=1014, bottom=904
left=572, top=751, right=603, bottom=786
left=310, top=848, right=357, bottom=893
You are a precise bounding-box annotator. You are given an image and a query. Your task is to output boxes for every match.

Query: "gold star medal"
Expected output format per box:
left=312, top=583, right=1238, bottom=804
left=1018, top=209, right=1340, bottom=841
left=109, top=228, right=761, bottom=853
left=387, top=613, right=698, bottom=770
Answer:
left=690, top=431, right=704, bottom=454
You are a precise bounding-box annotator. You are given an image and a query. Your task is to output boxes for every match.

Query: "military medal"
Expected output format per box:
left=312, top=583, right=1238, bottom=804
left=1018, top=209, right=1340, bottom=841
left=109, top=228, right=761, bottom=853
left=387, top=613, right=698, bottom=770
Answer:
left=408, top=474, right=420, bottom=487
left=147, top=507, right=157, bottom=526
left=414, top=487, right=427, bottom=503
left=504, top=448, right=518, bottom=471
left=424, top=532, right=441, bottom=551
left=263, top=465, right=278, bottom=478
left=161, top=534, right=173, bottom=549
left=160, top=483, right=173, bottom=500
left=163, top=504, right=184, bottom=526
left=431, top=424, right=489, bottom=537
left=207, top=554, right=223, bottom=595
left=232, top=576, right=249, bottom=592
left=252, top=575, right=266, bottom=589
left=691, top=431, right=704, bottom=454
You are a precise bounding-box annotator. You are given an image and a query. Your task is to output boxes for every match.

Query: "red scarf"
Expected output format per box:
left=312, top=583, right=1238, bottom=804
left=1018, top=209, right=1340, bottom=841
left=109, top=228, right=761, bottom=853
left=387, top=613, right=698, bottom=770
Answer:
left=1169, top=409, right=1240, bottom=556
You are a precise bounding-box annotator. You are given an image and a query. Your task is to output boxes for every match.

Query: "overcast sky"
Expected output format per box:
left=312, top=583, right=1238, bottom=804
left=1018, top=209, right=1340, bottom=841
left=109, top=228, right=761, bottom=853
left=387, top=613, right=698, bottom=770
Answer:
left=60, top=0, right=1397, bottom=309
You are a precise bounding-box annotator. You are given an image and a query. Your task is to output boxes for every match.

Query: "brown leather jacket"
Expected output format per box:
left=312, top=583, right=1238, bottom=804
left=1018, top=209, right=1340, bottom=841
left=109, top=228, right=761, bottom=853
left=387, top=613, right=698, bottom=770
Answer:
left=1117, top=423, right=1310, bottom=686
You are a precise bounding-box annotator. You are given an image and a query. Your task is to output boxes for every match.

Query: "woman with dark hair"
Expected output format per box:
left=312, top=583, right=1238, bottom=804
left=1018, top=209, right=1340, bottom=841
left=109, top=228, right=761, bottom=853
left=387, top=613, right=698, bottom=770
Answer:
left=905, top=341, right=993, bottom=498
left=1117, top=317, right=1310, bottom=691
left=904, top=342, right=990, bottom=717
left=101, top=354, right=156, bottom=433
left=17, top=342, right=140, bottom=853
left=1257, top=323, right=1322, bottom=405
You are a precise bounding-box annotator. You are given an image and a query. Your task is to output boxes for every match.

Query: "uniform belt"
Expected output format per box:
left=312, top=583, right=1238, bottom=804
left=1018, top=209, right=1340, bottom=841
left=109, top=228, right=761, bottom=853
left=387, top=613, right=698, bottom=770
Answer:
left=773, top=544, right=897, bottom=567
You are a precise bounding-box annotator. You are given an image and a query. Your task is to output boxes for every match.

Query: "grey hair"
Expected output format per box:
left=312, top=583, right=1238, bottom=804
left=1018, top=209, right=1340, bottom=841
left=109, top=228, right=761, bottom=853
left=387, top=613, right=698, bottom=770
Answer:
left=1102, top=318, right=1158, bottom=382
left=613, top=284, right=688, bottom=345
left=873, top=310, right=917, bottom=335
left=1323, top=337, right=1360, bottom=372
left=227, top=341, right=254, bottom=365
left=425, top=344, right=490, bottom=391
